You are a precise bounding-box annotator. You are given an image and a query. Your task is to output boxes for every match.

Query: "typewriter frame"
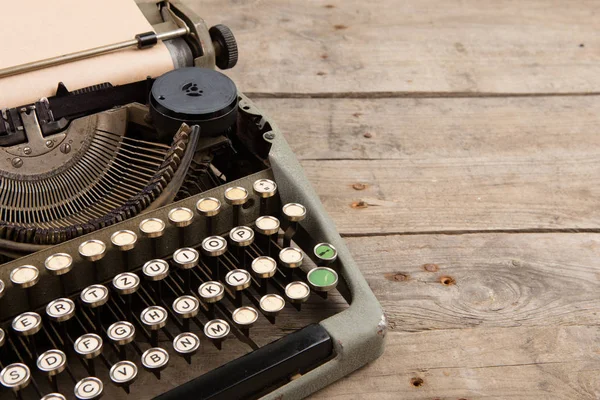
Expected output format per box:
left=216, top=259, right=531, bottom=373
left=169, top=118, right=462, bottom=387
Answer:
left=0, top=94, right=386, bottom=399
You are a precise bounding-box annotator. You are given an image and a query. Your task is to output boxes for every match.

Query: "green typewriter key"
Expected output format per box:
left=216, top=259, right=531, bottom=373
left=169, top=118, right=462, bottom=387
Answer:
left=204, top=319, right=230, bottom=350
left=224, top=186, right=249, bottom=226
left=279, top=247, right=304, bottom=283
left=254, top=216, right=280, bottom=256
left=259, top=294, right=286, bottom=323
left=168, top=207, right=194, bottom=247
left=141, top=306, right=168, bottom=347
left=74, top=376, right=103, bottom=400
left=109, top=360, right=138, bottom=394
left=307, top=267, right=339, bottom=300
left=37, top=349, right=67, bottom=392
left=0, top=363, right=31, bottom=395
left=253, top=178, right=278, bottom=215
left=45, top=253, right=73, bottom=295
left=251, top=256, right=277, bottom=295
left=232, top=306, right=259, bottom=337
left=281, top=203, right=306, bottom=247
left=201, top=236, right=228, bottom=279
left=142, top=347, right=169, bottom=380
left=111, top=230, right=138, bottom=271
left=173, top=247, right=200, bottom=294
left=225, top=269, right=252, bottom=307
left=10, top=265, right=40, bottom=309
left=74, top=334, right=103, bottom=377
left=173, top=332, right=201, bottom=365
left=196, top=197, right=222, bottom=235
left=107, top=321, right=135, bottom=360
left=313, top=243, right=338, bottom=267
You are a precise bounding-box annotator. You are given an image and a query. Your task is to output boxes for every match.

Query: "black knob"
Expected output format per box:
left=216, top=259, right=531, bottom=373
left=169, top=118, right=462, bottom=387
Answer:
left=209, top=24, right=239, bottom=70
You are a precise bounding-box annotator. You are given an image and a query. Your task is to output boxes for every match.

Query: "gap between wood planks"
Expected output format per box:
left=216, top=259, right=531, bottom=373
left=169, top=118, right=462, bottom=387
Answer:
left=244, top=91, right=600, bottom=99
left=341, top=227, right=600, bottom=238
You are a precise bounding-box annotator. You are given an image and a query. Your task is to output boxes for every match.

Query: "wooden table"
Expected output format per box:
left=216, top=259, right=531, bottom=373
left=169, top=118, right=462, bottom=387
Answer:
left=190, top=1, right=600, bottom=398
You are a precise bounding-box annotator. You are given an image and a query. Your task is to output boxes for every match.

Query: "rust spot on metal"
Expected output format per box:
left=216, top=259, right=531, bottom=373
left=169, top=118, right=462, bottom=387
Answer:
left=363, top=132, right=373, bottom=138
left=352, top=183, right=367, bottom=191
left=423, top=263, right=439, bottom=272
left=410, top=377, right=424, bottom=387
left=440, top=275, right=456, bottom=285
left=351, top=200, right=368, bottom=209
left=334, top=24, right=348, bottom=30
left=384, top=272, right=410, bottom=282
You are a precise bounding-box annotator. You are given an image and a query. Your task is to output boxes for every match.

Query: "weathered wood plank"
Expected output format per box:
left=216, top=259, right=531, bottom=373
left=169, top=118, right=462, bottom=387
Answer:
left=249, top=97, right=600, bottom=234
left=312, top=326, right=600, bottom=399
left=197, top=0, right=600, bottom=95
left=346, top=233, right=600, bottom=331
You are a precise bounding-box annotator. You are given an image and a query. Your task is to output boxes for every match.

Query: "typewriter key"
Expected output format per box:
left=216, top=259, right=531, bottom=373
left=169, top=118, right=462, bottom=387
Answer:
left=111, top=230, right=137, bottom=251
left=0, top=363, right=30, bottom=392
left=46, top=298, right=76, bottom=322
left=74, top=376, right=103, bottom=400
left=173, top=295, right=200, bottom=331
left=112, top=272, right=140, bottom=296
left=307, top=267, right=339, bottom=293
left=282, top=203, right=306, bottom=247
left=314, top=243, right=338, bottom=266
left=204, top=319, right=230, bottom=349
left=107, top=321, right=135, bottom=360
left=226, top=269, right=251, bottom=307
left=80, top=285, right=109, bottom=308
left=45, top=253, right=73, bottom=276
left=224, top=186, right=248, bottom=225
left=169, top=207, right=194, bottom=247
left=196, top=197, right=221, bottom=234
left=199, top=281, right=224, bottom=319
left=173, top=332, right=200, bottom=364
left=253, top=178, right=277, bottom=215
left=259, top=294, right=286, bottom=319
left=201, top=236, right=228, bottom=278
left=37, top=349, right=67, bottom=376
left=41, top=394, right=66, bottom=400
left=139, top=218, right=166, bottom=238
left=74, top=334, right=103, bottom=359
left=255, top=216, right=280, bottom=256
left=232, top=306, right=259, bottom=336
left=143, top=259, right=169, bottom=281
left=229, top=226, right=254, bottom=268
left=141, top=306, right=168, bottom=347
left=109, top=360, right=138, bottom=393
left=285, top=281, right=311, bottom=306
left=12, top=312, right=42, bottom=336
left=173, top=247, right=200, bottom=294
left=279, top=247, right=304, bottom=282
left=10, top=265, right=39, bottom=289
left=252, top=256, right=277, bottom=295
left=78, top=240, right=106, bottom=262
left=142, top=347, right=169, bottom=379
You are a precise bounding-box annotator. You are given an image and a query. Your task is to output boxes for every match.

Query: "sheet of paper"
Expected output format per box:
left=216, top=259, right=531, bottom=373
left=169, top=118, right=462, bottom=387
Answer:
left=0, top=0, right=174, bottom=108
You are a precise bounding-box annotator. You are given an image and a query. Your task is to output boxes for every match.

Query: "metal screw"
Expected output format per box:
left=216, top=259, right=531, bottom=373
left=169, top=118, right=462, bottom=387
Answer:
left=46, top=140, right=54, bottom=148
left=60, top=143, right=71, bottom=154
left=264, top=132, right=275, bottom=140
left=23, top=147, right=32, bottom=155
left=11, top=158, right=23, bottom=168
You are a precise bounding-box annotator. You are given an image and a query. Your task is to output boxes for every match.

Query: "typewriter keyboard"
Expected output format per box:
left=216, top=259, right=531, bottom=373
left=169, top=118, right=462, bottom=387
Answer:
left=0, top=172, right=348, bottom=399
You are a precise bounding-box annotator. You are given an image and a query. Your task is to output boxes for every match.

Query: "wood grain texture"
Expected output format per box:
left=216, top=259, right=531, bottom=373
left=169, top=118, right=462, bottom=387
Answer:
left=252, top=97, right=600, bottom=234
left=197, top=0, right=600, bottom=95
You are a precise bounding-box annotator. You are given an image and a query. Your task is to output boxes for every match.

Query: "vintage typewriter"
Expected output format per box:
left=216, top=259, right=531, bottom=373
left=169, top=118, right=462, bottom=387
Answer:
left=0, top=1, right=385, bottom=399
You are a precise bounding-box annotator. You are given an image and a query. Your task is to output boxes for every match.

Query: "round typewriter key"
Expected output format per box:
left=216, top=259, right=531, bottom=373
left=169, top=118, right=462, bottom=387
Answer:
left=196, top=197, right=221, bottom=217
left=224, top=186, right=248, bottom=205
left=173, top=295, right=200, bottom=319
left=46, top=298, right=76, bottom=322
left=12, top=312, right=42, bottom=336
left=37, top=349, right=66, bottom=376
left=173, top=332, right=201, bottom=357
left=232, top=306, right=258, bottom=328
left=314, top=243, right=338, bottom=265
left=307, top=267, right=339, bottom=292
left=10, top=265, right=40, bottom=288
left=173, top=248, right=199, bottom=269
left=74, top=376, right=103, bottom=400
left=168, top=207, right=194, bottom=228
left=279, top=247, right=304, bottom=269
left=285, top=281, right=311, bottom=304
left=107, top=321, right=135, bottom=346
left=225, top=269, right=252, bottom=291
left=0, top=328, right=5, bottom=347
left=109, top=360, right=138, bottom=389
left=141, top=306, right=168, bottom=331
left=41, top=394, right=67, bottom=400
left=198, top=281, right=225, bottom=303
left=78, top=240, right=106, bottom=262
left=204, top=319, right=230, bottom=348
left=81, top=284, right=109, bottom=308
left=143, top=259, right=169, bottom=281
left=0, top=363, right=30, bottom=391
left=259, top=294, right=285, bottom=317
left=229, top=226, right=254, bottom=247
left=142, top=347, right=169, bottom=378
left=253, top=179, right=277, bottom=198
left=251, top=256, right=277, bottom=279
left=111, top=230, right=137, bottom=251
left=255, top=216, right=280, bottom=236
left=201, top=236, right=228, bottom=256
left=45, top=253, right=73, bottom=276
left=74, top=334, right=103, bottom=359
left=112, top=272, right=140, bottom=295
left=282, top=203, right=306, bottom=222
left=139, top=218, right=166, bottom=238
